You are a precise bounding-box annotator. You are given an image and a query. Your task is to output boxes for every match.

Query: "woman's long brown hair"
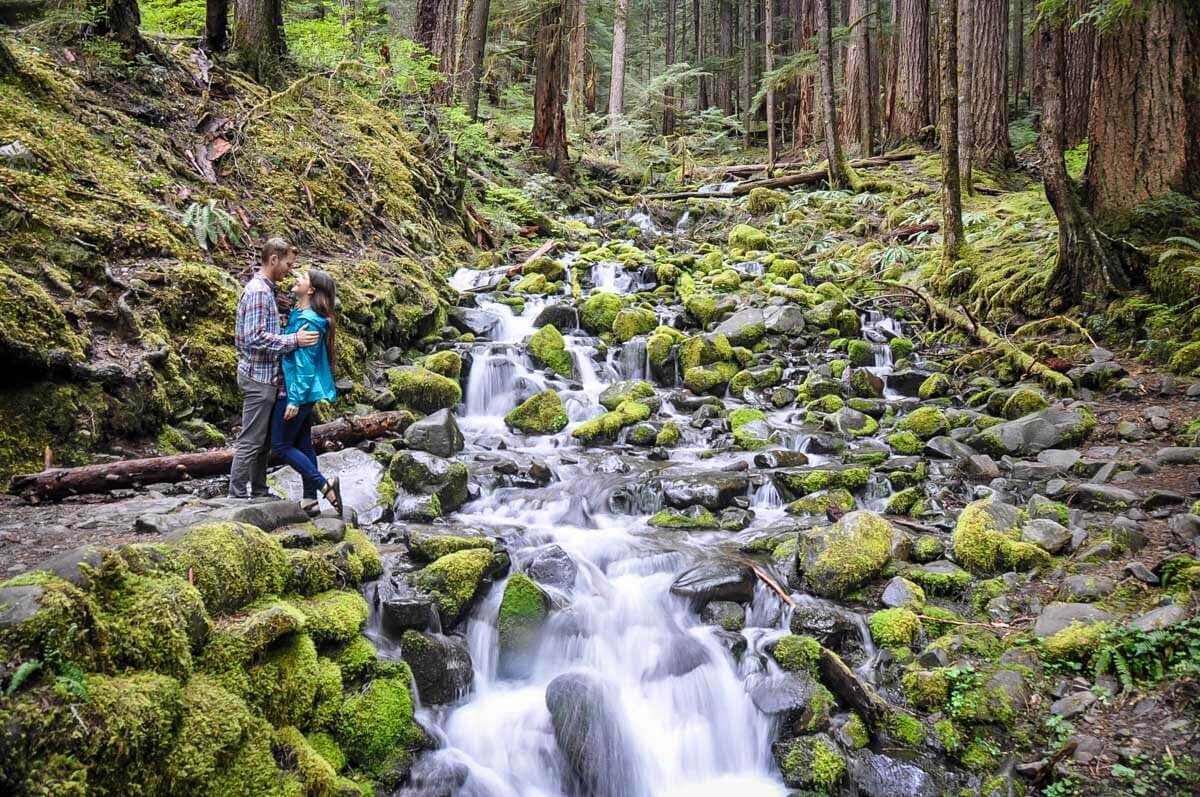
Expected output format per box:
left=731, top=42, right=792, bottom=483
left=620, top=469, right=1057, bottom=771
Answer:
left=308, top=269, right=337, bottom=376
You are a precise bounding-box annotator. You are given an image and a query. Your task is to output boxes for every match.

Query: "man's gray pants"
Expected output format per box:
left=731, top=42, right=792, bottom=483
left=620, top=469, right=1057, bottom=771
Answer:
left=228, top=373, right=277, bottom=498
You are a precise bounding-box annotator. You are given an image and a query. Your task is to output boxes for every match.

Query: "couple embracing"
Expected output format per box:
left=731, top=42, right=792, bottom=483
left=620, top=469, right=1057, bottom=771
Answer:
left=228, top=237, right=344, bottom=517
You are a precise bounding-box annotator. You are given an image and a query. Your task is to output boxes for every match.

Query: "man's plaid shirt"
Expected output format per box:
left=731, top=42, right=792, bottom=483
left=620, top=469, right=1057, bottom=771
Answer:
left=235, top=274, right=299, bottom=385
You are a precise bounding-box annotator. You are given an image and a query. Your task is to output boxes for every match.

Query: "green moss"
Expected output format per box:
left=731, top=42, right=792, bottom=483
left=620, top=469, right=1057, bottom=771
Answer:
left=97, top=572, right=209, bottom=678
left=512, top=272, right=552, bottom=294
left=284, top=548, right=339, bottom=596
left=961, top=739, right=999, bottom=772
left=497, top=573, right=548, bottom=655
left=679, top=333, right=735, bottom=372
left=417, top=350, right=463, bottom=380
left=786, top=488, right=855, bottom=516
left=885, top=486, right=924, bottom=516
left=776, top=466, right=870, bottom=496
left=1041, top=620, right=1110, bottom=661
left=330, top=635, right=379, bottom=684
left=847, top=339, right=873, bottom=367
left=796, top=510, right=892, bottom=598
left=903, top=564, right=973, bottom=595
left=646, top=330, right=677, bottom=370
left=655, top=421, right=682, bottom=446
left=773, top=634, right=822, bottom=673
left=649, top=508, right=719, bottom=528
left=902, top=669, right=949, bottom=710
left=683, top=361, right=739, bottom=395
left=599, top=380, right=655, bottom=410
left=335, top=669, right=424, bottom=775
left=306, top=731, right=347, bottom=774
left=412, top=548, right=498, bottom=624
left=805, top=394, right=845, bottom=414
left=387, top=366, right=462, bottom=413
left=888, top=711, right=926, bottom=747
left=730, top=407, right=773, bottom=449
left=528, top=325, right=575, bottom=379
left=612, top=308, right=657, bottom=342
left=1169, top=341, right=1200, bottom=375
left=343, top=527, right=382, bottom=580
left=834, top=309, right=860, bottom=338
left=890, top=337, right=915, bottom=359
left=274, top=725, right=340, bottom=796
left=916, top=373, right=951, bottom=399
left=728, top=224, right=772, bottom=252
left=572, top=400, right=652, bottom=443
left=777, top=734, right=844, bottom=792
left=842, top=712, right=870, bottom=749
left=289, top=590, right=369, bottom=644
left=505, top=390, right=569, bottom=434
left=897, top=406, right=948, bottom=439
left=580, top=291, right=623, bottom=334
left=746, top=187, right=788, bottom=215
left=729, top=364, right=782, bottom=398
left=951, top=497, right=1052, bottom=575
left=885, top=430, right=924, bottom=455
left=408, top=533, right=493, bottom=562
left=933, top=719, right=961, bottom=753
left=1000, top=387, right=1048, bottom=419
left=868, top=608, right=922, bottom=649
left=174, top=521, right=288, bottom=616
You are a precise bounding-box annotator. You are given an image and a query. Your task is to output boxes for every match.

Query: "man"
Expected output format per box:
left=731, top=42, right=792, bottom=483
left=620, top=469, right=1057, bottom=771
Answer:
left=228, top=238, right=320, bottom=499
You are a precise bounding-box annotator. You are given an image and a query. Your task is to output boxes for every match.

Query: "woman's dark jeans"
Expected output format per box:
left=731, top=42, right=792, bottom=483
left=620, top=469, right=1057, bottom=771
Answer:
left=270, top=398, right=326, bottom=499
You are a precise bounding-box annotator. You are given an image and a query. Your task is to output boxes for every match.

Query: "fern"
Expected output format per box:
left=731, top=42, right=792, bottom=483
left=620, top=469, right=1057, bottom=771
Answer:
left=181, top=199, right=243, bottom=251
left=5, top=659, right=41, bottom=695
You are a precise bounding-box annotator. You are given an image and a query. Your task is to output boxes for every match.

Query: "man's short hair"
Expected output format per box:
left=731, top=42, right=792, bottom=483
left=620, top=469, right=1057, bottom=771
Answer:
left=260, top=237, right=296, bottom=264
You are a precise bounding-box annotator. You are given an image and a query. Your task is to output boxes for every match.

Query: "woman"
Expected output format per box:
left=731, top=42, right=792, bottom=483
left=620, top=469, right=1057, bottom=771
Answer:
left=272, top=268, right=343, bottom=516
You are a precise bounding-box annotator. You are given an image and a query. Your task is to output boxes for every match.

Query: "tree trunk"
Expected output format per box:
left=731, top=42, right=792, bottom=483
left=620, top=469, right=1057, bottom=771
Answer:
left=817, top=0, right=849, bottom=187
left=842, top=0, right=870, bottom=153
left=765, top=0, right=776, bottom=172
left=460, top=0, right=492, bottom=119
left=1085, top=0, right=1200, bottom=224
left=883, top=0, right=898, bottom=141
left=664, top=0, right=677, bottom=134
left=940, top=0, right=964, bottom=267
left=717, top=0, right=734, bottom=113
left=532, top=0, right=570, bottom=174
left=695, top=0, right=708, bottom=110
left=957, top=0, right=974, bottom=193
left=567, top=0, right=588, bottom=125
left=92, top=0, right=142, bottom=45
left=414, top=0, right=459, bottom=102
left=10, top=411, right=415, bottom=502
left=1009, top=0, right=1022, bottom=112
left=233, top=0, right=285, bottom=81
left=608, top=0, right=630, bottom=154
left=1038, top=20, right=1137, bottom=307
left=205, top=0, right=229, bottom=50
left=741, top=0, right=752, bottom=145
left=865, top=0, right=881, bottom=153
left=0, top=33, right=19, bottom=81
left=892, top=0, right=930, bottom=141
left=970, top=0, right=1010, bottom=167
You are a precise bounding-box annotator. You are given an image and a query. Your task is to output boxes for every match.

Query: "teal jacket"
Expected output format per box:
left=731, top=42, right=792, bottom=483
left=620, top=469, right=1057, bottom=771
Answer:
left=281, top=308, right=337, bottom=406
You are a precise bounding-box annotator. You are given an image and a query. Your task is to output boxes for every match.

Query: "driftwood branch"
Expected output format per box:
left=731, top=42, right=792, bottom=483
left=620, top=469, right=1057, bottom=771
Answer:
left=507, top=239, right=557, bottom=276
left=10, top=410, right=414, bottom=502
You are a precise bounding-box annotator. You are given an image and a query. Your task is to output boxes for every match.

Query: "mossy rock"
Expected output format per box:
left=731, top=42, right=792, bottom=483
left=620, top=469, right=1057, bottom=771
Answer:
left=773, top=465, right=870, bottom=497
left=172, top=521, right=289, bottom=616
left=0, top=261, right=87, bottom=370
left=902, top=668, right=949, bottom=711
left=728, top=224, right=772, bottom=252
left=649, top=506, right=719, bottom=528
left=1169, top=341, right=1200, bottom=375
left=952, top=496, right=1052, bottom=575
left=274, top=725, right=341, bottom=796
left=746, top=187, right=788, bottom=215
left=774, top=733, right=845, bottom=791
left=411, top=547, right=506, bottom=626
left=580, top=291, right=623, bottom=335
left=683, top=361, right=739, bottom=395
left=289, top=589, right=369, bottom=645
left=729, top=364, right=782, bottom=398
left=598, top=380, right=655, bottom=411
left=885, top=430, right=924, bottom=455
left=868, top=607, right=922, bottom=649
left=772, top=634, right=822, bottom=673
left=512, top=272, right=553, bottom=294
left=335, top=669, right=425, bottom=776
left=730, top=407, right=775, bottom=450
left=795, top=510, right=893, bottom=598
left=386, top=366, right=462, bottom=414
left=417, top=350, right=463, bottom=380
left=98, top=571, right=210, bottom=678
left=407, top=532, right=493, bottom=562
left=242, top=631, right=322, bottom=728
left=890, top=337, right=915, bottom=359
left=505, top=390, right=569, bottom=434
left=786, top=488, right=855, bottom=517
left=897, top=406, right=948, bottom=439
left=571, top=400, right=651, bottom=444
left=655, top=421, right=682, bottom=446
left=684, top=293, right=721, bottom=327
left=847, top=339, right=873, bottom=367
left=528, top=324, right=576, bottom=379
left=612, top=307, right=657, bottom=342
left=0, top=572, right=105, bottom=668
left=497, top=573, right=549, bottom=672
left=1001, top=387, right=1049, bottom=419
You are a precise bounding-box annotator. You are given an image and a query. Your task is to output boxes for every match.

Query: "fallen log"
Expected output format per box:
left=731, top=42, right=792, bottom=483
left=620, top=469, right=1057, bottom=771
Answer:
left=886, top=222, right=939, bottom=241
left=883, top=281, right=1076, bottom=396
left=507, top=239, right=557, bottom=276
left=692, top=151, right=919, bottom=178
left=10, top=410, right=414, bottom=502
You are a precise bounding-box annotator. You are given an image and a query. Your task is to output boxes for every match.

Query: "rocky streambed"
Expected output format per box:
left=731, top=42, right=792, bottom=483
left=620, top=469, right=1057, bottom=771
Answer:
left=4, top=205, right=1200, bottom=797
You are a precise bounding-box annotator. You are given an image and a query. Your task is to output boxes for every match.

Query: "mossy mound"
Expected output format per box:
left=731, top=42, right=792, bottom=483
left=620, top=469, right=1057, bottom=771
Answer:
left=411, top=547, right=505, bottom=626
left=172, top=521, right=289, bottom=616
left=728, top=224, right=772, bottom=252
left=418, top=350, right=463, bottom=380
left=387, top=366, right=462, bottom=414
left=774, top=733, right=845, bottom=791
left=407, top=533, right=494, bottom=562
left=795, top=510, right=893, bottom=598
left=612, top=307, right=657, bottom=342
left=580, top=291, right=623, bottom=334
left=868, top=608, right=922, bottom=649
left=746, top=187, right=788, bottom=215
left=505, top=390, right=569, bottom=434
left=497, top=573, right=549, bottom=663
left=730, top=407, right=775, bottom=449
left=897, top=406, right=948, bottom=439
left=951, top=497, right=1052, bottom=575
left=572, top=400, right=651, bottom=443
left=334, top=669, right=425, bottom=777
left=772, top=634, right=822, bottom=673
left=528, top=324, right=576, bottom=379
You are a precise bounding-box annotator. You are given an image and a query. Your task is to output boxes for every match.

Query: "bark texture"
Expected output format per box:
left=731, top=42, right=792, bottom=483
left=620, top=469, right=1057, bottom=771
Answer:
left=664, top=0, right=677, bottom=134
left=817, top=0, right=848, bottom=186
left=459, top=0, right=492, bottom=119
left=940, top=0, right=963, bottom=265
left=1009, top=0, right=1023, bottom=110
left=842, top=0, right=869, bottom=150
left=1062, top=0, right=1092, bottom=146
left=892, top=0, right=930, bottom=141
left=205, top=0, right=229, bottom=51
left=717, top=0, right=734, bottom=113
left=1085, top=0, right=1200, bottom=223
left=957, top=0, right=974, bottom=192
left=970, top=0, right=1010, bottom=167
left=232, top=0, right=285, bottom=81
left=532, top=0, right=570, bottom=175
left=414, top=0, right=458, bottom=102
left=608, top=0, right=630, bottom=153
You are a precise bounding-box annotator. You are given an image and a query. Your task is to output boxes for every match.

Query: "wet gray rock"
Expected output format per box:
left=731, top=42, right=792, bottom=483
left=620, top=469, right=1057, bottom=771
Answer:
left=669, top=561, right=755, bottom=606
left=751, top=671, right=829, bottom=735
left=545, top=672, right=647, bottom=797
left=380, top=582, right=439, bottom=636
left=1059, top=574, right=1116, bottom=601
left=1050, top=691, right=1096, bottom=718
left=1021, top=518, right=1072, bottom=554
left=924, top=436, right=977, bottom=460
left=889, top=369, right=936, bottom=398
left=986, top=668, right=1030, bottom=710
left=961, top=454, right=1001, bottom=480
left=32, top=544, right=108, bottom=589
left=456, top=307, right=501, bottom=337
left=714, top=308, right=766, bottom=346
left=1124, top=561, right=1158, bottom=584
left=824, top=407, right=874, bottom=436
left=967, top=406, right=1096, bottom=457
left=533, top=303, right=579, bottom=331
left=700, top=600, right=746, bottom=631
left=881, top=577, right=924, bottom=609
left=1070, top=483, right=1140, bottom=511
left=646, top=635, right=710, bottom=679
left=401, top=630, right=474, bottom=705
left=1033, top=602, right=1114, bottom=637
left=527, top=544, right=578, bottom=592
left=658, top=472, right=749, bottom=510
left=753, top=450, right=810, bottom=468
left=1155, top=447, right=1200, bottom=466
left=404, top=409, right=465, bottom=458
left=1130, top=604, right=1188, bottom=631
left=763, top=305, right=805, bottom=335
left=389, top=450, right=470, bottom=513
left=1068, top=361, right=1126, bottom=391
left=848, top=750, right=941, bottom=797
left=789, top=597, right=866, bottom=652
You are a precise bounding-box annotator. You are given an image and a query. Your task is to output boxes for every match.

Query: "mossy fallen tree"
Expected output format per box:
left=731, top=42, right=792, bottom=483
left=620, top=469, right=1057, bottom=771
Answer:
left=10, top=410, right=414, bottom=501
left=885, top=281, right=1076, bottom=396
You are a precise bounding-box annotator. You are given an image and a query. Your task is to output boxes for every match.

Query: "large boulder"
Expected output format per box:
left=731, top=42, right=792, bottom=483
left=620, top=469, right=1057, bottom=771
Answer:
left=410, top=548, right=509, bottom=628
left=952, top=496, right=1052, bottom=574
left=967, top=406, right=1097, bottom=457
left=669, top=561, right=756, bottom=606
left=497, top=573, right=550, bottom=678
left=400, top=630, right=474, bottom=704
left=750, top=671, right=832, bottom=736
left=387, top=451, right=470, bottom=515
left=847, top=750, right=941, bottom=797
left=505, top=390, right=569, bottom=435
left=545, top=672, right=646, bottom=797
left=403, top=408, right=464, bottom=458
left=714, top=308, right=766, bottom=347
left=657, top=471, right=749, bottom=510
left=387, top=366, right=463, bottom=413
left=526, top=545, right=578, bottom=592
left=795, top=511, right=893, bottom=599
